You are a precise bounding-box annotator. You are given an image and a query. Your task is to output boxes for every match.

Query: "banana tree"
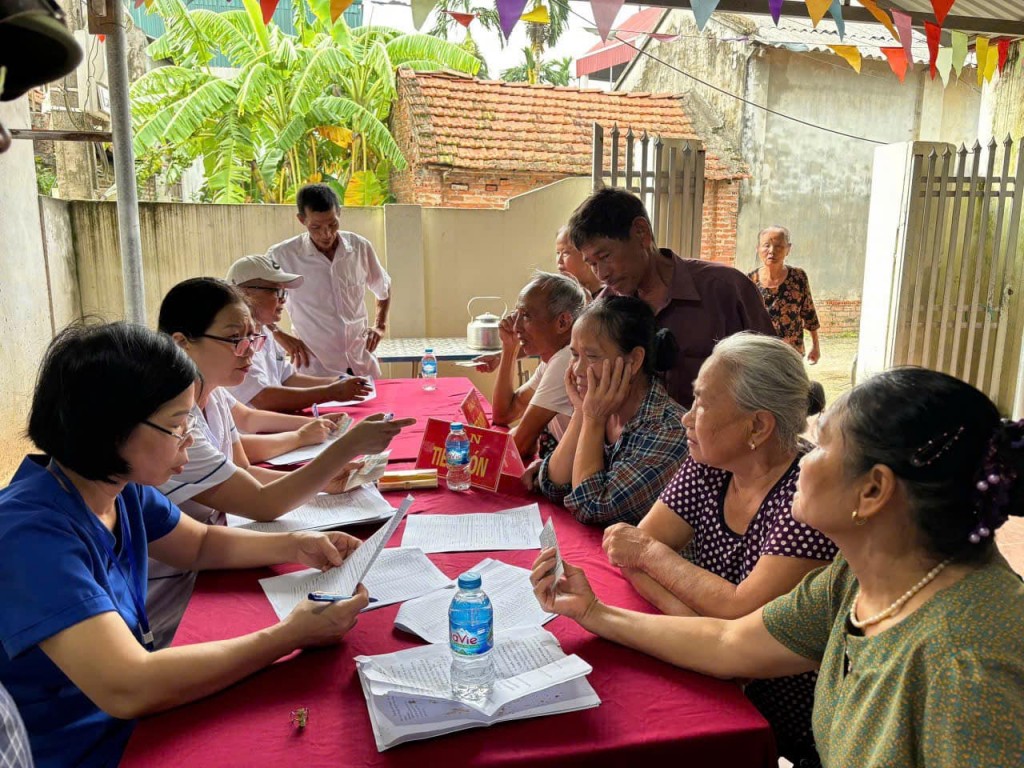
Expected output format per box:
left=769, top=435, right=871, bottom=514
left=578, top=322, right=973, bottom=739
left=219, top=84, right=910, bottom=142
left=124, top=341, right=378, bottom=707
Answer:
left=130, top=0, right=480, bottom=203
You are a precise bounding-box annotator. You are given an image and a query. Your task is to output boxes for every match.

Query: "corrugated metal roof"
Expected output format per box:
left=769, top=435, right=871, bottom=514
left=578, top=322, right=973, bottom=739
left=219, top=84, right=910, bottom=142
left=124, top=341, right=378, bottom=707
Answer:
left=888, top=0, right=1024, bottom=23
left=751, top=16, right=934, bottom=63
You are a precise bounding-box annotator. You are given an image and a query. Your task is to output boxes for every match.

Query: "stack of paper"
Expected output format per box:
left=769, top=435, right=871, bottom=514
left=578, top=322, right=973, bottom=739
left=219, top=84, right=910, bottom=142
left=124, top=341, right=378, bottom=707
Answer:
left=225, top=485, right=394, bottom=533
left=265, top=413, right=353, bottom=466
left=401, top=504, right=544, bottom=553
left=355, top=626, right=601, bottom=751
left=394, top=558, right=555, bottom=644
left=258, top=497, right=414, bottom=618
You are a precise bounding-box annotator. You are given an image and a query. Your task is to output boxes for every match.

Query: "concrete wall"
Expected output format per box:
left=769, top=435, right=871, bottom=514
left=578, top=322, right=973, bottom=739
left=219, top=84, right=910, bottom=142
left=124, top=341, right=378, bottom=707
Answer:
left=617, top=10, right=983, bottom=331
left=0, top=99, right=56, bottom=482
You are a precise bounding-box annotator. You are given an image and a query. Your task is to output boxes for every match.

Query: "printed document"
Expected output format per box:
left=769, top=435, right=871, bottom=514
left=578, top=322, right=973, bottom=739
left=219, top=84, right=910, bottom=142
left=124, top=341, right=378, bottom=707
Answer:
left=265, top=413, right=353, bottom=466
left=401, top=504, right=543, bottom=553
left=225, top=484, right=393, bottom=533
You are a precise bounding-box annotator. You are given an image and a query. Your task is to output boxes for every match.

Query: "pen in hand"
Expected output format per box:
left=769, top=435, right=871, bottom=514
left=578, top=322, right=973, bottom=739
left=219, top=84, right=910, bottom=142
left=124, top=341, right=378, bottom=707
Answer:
left=312, top=403, right=321, bottom=420
left=307, top=591, right=378, bottom=603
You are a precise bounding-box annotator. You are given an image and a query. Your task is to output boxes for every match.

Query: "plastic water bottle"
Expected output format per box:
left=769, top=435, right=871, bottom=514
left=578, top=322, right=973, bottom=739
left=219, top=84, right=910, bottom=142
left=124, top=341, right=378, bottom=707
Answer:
left=449, top=571, right=494, bottom=704
left=421, top=348, right=437, bottom=391
left=445, top=422, right=471, bottom=492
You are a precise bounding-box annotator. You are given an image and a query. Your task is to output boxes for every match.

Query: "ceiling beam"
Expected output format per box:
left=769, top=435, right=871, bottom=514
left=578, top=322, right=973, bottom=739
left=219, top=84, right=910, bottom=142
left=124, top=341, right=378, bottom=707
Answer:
left=633, top=1, right=1024, bottom=37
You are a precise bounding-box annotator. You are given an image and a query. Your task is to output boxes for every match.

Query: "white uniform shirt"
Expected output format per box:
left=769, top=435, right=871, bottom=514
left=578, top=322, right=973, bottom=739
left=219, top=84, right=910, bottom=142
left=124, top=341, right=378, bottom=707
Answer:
left=524, top=345, right=573, bottom=440
left=230, top=334, right=296, bottom=405
left=268, top=231, right=391, bottom=377
left=148, top=388, right=239, bottom=648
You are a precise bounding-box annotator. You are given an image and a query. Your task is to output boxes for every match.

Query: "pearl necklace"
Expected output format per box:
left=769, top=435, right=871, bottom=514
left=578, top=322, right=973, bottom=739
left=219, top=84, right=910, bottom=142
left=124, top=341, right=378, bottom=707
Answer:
left=849, top=557, right=953, bottom=630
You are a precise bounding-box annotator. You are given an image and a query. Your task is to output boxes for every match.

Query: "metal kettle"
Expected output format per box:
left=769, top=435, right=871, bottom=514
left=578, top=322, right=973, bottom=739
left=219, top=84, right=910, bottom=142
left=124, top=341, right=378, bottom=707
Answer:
left=466, top=297, right=507, bottom=351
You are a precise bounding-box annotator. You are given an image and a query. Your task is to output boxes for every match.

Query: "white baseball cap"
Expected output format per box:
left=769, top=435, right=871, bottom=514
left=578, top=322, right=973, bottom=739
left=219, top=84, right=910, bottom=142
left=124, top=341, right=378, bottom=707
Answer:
left=226, top=254, right=304, bottom=287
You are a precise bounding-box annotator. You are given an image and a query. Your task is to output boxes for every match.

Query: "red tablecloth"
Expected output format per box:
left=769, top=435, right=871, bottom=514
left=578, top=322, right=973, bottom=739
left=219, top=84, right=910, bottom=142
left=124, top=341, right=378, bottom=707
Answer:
left=121, top=381, right=776, bottom=768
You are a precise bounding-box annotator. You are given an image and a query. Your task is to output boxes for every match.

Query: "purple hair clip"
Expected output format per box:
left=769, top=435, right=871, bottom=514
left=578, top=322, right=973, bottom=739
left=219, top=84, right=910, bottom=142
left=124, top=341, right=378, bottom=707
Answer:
left=969, top=419, right=1024, bottom=544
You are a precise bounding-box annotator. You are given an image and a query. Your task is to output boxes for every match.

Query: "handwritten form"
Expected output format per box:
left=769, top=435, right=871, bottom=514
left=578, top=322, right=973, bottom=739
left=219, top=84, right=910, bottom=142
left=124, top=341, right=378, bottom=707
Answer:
left=394, top=558, right=555, bottom=644
left=259, top=496, right=413, bottom=619
left=225, top=484, right=393, bottom=533
left=354, top=627, right=600, bottom=750
left=265, top=414, right=353, bottom=466
left=401, top=504, right=543, bottom=553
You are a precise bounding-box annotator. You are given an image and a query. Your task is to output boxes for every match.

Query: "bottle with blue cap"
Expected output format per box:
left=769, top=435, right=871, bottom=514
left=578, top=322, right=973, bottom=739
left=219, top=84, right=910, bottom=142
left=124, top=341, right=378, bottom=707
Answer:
left=445, top=422, right=471, bottom=491
left=421, top=348, right=437, bottom=390
left=449, top=570, right=494, bottom=703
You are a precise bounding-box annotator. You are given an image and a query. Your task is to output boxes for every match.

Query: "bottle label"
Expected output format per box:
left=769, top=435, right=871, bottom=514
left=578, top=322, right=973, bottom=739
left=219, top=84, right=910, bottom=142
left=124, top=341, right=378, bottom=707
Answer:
left=450, top=621, right=493, bottom=656
left=422, top=360, right=437, bottom=376
left=446, top=443, right=470, bottom=467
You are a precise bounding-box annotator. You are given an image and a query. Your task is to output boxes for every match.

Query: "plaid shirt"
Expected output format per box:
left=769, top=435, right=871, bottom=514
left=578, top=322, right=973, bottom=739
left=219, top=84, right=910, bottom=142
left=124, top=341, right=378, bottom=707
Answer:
left=539, top=380, right=688, bottom=526
left=0, top=682, right=33, bottom=768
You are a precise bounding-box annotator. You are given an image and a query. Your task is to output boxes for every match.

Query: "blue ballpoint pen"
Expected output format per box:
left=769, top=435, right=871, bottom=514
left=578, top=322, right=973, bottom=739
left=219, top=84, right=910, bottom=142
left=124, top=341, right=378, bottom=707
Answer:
left=312, top=403, right=321, bottom=419
left=307, top=591, right=378, bottom=603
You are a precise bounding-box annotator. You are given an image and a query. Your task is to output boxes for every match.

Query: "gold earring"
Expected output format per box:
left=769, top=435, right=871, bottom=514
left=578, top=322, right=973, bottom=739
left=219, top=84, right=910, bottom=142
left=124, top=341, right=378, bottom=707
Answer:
left=852, top=509, right=867, bottom=527
left=749, top=441, right=756, bottom=450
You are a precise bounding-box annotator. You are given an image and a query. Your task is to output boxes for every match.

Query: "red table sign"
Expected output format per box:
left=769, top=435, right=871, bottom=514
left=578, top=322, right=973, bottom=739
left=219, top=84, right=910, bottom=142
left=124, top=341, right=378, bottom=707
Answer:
left=460, top=388, right=491, bottom=428
left=416, top=418, right=523, bottom=491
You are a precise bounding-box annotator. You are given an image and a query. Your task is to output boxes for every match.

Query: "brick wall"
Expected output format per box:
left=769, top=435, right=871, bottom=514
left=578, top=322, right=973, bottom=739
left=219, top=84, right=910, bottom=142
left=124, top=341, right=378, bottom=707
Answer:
left=392, top=167, right=567, bottom=208
left=816, top=298, right=862, bottom=334
left=699, top=179, right=739, bottom=265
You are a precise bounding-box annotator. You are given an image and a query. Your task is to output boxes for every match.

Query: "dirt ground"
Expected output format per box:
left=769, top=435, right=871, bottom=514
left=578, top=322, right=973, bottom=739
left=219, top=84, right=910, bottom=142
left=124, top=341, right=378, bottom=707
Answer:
left=807, top=333, right=859, bottom=409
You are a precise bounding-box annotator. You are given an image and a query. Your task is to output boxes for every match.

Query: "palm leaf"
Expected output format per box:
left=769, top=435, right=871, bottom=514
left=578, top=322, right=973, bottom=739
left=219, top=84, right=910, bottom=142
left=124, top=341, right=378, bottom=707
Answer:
left=138, top=78, right=239, bottom=153
left=385, top=33, right=480, bottom=75
left=344, top=169, right=386, bottom=206
left=240, top=0, right=272, bottom=53
left=307, top=95, right=407, bottom=169
left=236, top=62, right=278, bottom=115
left=147, top=0, right=215, bottom=67
left=205, top=113, right=255, bottom=203
left=287, top=47, right=354, bottom=115
left=189, top=9, right=263, bottom=67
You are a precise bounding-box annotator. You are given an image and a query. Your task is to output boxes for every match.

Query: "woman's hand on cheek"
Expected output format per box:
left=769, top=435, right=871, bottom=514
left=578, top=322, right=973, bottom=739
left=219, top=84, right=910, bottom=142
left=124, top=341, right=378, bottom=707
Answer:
left=582, top=358, right=630, bottom=421
left=564, top=364, right=584, bottom=411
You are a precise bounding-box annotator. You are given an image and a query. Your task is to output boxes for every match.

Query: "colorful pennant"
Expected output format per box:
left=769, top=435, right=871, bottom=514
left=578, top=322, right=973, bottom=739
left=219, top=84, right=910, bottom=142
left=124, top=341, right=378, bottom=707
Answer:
left=976, top=36, right=989, bottom=85
left=691, top=0, right=720, bottom=33
left=860, top=0, right=899, bottom=42
left=892, top=10, right=913, bottom=65
left=805, top=0, right=831, bottom=27
left=769, top=0, right=784, bottom=25
left=881, top=46, right=909, bottom=83
left=331, top=0, right=354, bottom=23
left=828, top=44, right=861, bottom=73
left=936, top=47, right=953, bottom=86
left=925, top=21, right=941, bottom=79
left=592, top=0, right=626, bottom=41
left=497, top=0, right=529, bottom=38
left=997, top=38, right=1011, bottom=74
left=259, top=0, right=279, bottom=24
left=521, top=5, right=549, bottom=23
left=411, top=0, right=433, bottom=29
left=951, top=30, right=967, bottom=76
left=930, top=0, right=956, bottom=25
left=446, top=10, right=476, bottom=28
left=829, top=0, right=845, bottom=41
left=649, top=32, right=682, bottom=42
left=983, top=38, right=999, bottom=82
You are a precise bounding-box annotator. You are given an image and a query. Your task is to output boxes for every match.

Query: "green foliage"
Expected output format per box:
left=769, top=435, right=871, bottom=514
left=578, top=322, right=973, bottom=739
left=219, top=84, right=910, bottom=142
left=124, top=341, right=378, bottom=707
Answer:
left=131, top=0, right=480, bottom=203
left=500, top=48, right=572, bottom=86
left=35, top=157, right=57, bottom=196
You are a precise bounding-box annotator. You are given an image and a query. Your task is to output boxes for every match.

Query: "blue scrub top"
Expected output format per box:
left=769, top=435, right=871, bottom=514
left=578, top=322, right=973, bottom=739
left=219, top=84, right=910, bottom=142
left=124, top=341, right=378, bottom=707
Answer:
left=0, top=456, right=181, bottom=768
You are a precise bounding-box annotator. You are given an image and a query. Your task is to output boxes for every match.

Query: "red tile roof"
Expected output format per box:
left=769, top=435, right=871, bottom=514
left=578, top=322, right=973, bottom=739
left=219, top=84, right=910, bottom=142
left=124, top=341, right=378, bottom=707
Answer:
left=396, top=70, right=743, bottom=181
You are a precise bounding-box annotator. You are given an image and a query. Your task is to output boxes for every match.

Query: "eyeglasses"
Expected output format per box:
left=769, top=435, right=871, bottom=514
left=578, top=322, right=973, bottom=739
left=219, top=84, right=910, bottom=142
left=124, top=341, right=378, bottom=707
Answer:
left=143, top=412, right=199, bottom=443
left=200, top=332, right=267, bottom=356
left=247, top=286, right=288, bottom=301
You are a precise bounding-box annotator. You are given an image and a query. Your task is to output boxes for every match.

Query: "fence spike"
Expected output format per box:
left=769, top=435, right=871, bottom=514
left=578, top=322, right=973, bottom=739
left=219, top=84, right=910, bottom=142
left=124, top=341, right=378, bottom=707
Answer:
left=611, top=123, right=619, bottom=137
left=626, top=126, right=634, bottom=141
left=972, top=139, right=983, bottom=152
left=987, top=136, right=998, bottom=151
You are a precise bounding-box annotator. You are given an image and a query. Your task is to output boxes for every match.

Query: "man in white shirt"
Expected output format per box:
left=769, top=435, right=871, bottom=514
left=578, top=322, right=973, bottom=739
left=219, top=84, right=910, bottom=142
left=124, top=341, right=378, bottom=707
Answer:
left=226, top=254, right=371, bottom=411
left=266, top=184, right=391, bottom=378
left=491, top=271, right=586, bottom=459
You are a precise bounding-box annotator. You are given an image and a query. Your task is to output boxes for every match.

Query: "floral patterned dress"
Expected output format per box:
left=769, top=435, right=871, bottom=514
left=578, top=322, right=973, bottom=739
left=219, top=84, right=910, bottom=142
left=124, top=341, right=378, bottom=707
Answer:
left=747, top=266, right=820, bottom=355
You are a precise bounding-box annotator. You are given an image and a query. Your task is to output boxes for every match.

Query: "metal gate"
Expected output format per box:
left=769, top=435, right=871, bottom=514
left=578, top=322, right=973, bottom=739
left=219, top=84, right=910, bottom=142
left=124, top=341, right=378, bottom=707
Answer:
left=591, top=123, right=705, bottom=260
left=858, top=138, right=1024, bottom=415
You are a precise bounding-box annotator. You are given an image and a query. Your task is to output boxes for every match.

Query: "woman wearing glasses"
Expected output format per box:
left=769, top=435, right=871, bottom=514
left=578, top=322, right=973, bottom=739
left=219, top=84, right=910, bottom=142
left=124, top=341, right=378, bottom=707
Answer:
left=149, top=277, right=413, bottom=648
left=0, top=322, right=390, bottom=768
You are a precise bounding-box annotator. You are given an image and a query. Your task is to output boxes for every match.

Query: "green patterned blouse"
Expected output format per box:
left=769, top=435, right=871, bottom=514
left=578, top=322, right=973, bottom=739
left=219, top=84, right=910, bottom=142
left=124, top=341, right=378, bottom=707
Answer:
left=763, top=553, right=1024, bottom=767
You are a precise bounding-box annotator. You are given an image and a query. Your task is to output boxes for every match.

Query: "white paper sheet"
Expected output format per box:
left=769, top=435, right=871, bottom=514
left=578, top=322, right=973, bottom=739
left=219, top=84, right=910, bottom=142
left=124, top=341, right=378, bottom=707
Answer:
left=225, top=484, right=393, bottom=533
left=401, top=504, right=543, bottom=553
left=354, top=627, right=601, bottom=750
left=393, top=558, right=555, bottom=644
left=539, top=517, right=564, bottom=586
left=343, top=450, right=390, bottom=492
left=361, top=548, right=453, bottom=610
left=258, top=496, right=413, bottom=619
left=318, top=376, right=377, bottom=408
left=264, top=413, right=353, bottom=466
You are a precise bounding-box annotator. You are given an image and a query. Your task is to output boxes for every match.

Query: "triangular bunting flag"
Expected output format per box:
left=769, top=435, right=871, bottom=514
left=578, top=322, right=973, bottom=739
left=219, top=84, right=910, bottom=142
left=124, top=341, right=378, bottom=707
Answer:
left=892, top=10, right=913, bottom=65
left=134, top=0, right=145, bottom=8
left=446, top=11, right=476, bottom=28
left=951, top=30, right=967, bottom=76
left=829, top=0, right=845, bottom=41
left=984, top=38, right=999, bottom=82
left=649, top=32, right=681, bottom=42
left=497, top=0, right=529, bottom=38
left=860, top=0, right=899, bottom=42
left=997, top=38, right=1011, bottom=73
left=521, top=5, right=550, bottom=24
left=931, top=0, right=955, bottom=25
left=881, top=46, right=909, bottom=83
left=936, top=47, right=953, bottom=86
left=591, top=0, right=626, bottom=41
left=411, top=0, right=434, bottom=28
left=805, top=0, right=831, bottom=27
left=828, top=44, right=861, bottom=73
left=976, top=37, right=989, bottom=85
left=259, top=0, right=279, bottom=24
left=769, top=0, right=784, bottom=25
left=925, top=21, right=941, bottom=79
left=331, top=0, right=354, bottom=23
left=691, top=0, right=720, bottom=32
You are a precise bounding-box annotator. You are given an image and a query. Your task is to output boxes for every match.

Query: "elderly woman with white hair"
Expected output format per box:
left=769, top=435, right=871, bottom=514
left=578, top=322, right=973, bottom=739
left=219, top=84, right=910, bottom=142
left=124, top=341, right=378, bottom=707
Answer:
left=601, top=333, right=835, bottom=766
